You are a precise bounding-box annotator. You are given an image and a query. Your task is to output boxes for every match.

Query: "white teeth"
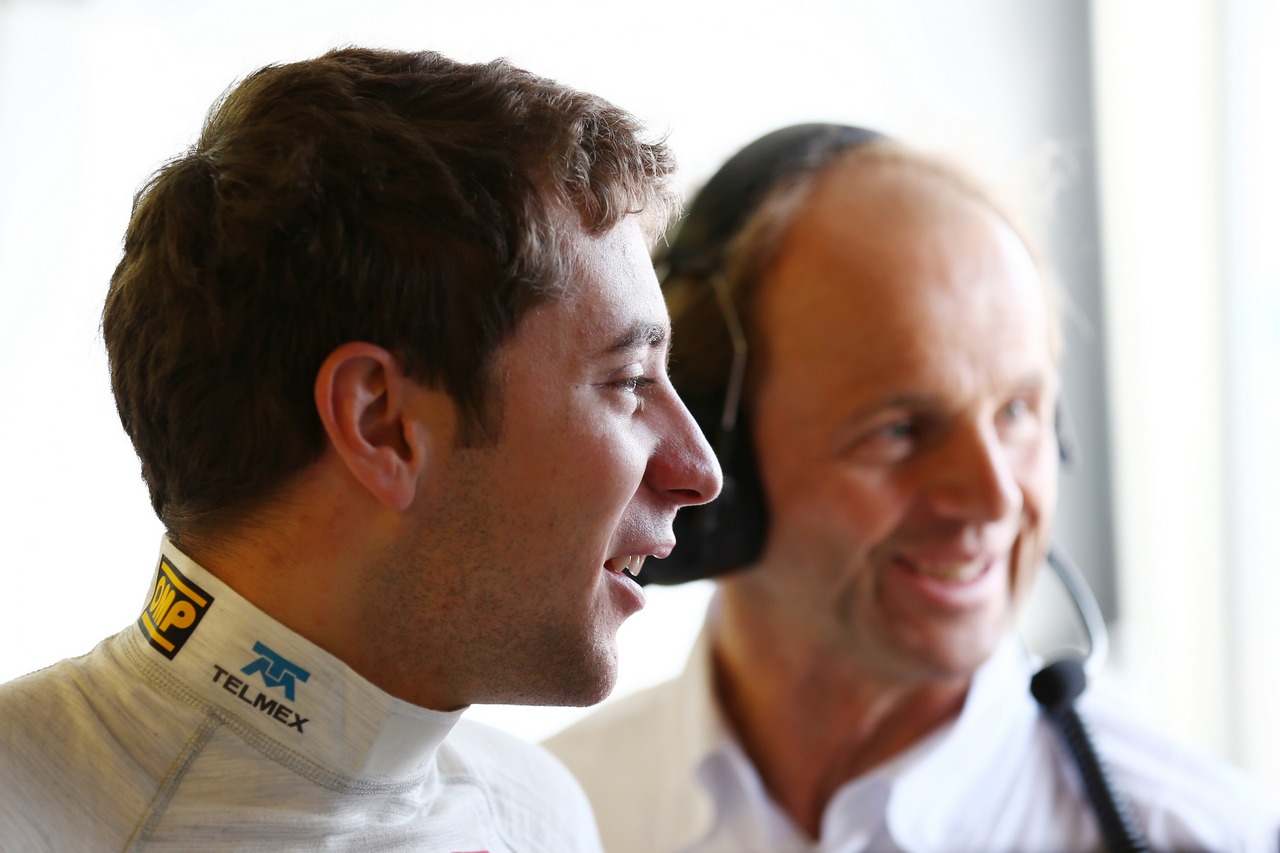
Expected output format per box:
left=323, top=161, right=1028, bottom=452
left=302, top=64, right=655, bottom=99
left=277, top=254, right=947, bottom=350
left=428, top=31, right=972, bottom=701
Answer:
left=910, top=561, right=986, bottom=582
left=607, top=555, right=646, bottom=578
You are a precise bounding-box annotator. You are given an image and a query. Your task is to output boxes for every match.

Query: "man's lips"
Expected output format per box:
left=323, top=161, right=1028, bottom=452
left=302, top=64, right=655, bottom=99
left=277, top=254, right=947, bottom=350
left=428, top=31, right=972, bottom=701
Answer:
left=604, top=555, right=647, bottom=579
left=604, top=541, right=675, bottom=580
left=900, top=557, right=992, bottom=583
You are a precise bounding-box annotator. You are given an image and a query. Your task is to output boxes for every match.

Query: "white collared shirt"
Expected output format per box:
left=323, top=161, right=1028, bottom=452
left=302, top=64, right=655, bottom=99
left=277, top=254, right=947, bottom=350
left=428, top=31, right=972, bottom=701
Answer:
left=546, top=614, right=1280, bottom=852
left=0, top=538, right=602, bottom=852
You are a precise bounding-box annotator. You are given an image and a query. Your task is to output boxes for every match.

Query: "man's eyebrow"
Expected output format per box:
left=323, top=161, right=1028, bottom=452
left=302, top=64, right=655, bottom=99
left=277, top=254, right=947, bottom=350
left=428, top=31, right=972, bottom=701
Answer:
left=846, top=373, right=1053, bottom=420
left=601, top=321, right=669, bottom=355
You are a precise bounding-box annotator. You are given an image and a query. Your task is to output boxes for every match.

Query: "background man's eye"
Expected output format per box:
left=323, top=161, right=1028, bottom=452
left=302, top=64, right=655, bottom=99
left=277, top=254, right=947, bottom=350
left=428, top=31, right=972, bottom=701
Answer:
left=883, top=420, right=915, bottom=438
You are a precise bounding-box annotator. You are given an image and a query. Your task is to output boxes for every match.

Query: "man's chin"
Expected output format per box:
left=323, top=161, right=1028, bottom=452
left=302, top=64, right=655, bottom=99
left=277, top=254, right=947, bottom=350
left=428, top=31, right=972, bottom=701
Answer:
left=928, top=627, right=1010, bottom=679
left=888, top=619, right=1012, bottom=684
left=482, top=648, right=619, bottom=708
left=557, top=649, right=620, bottom=707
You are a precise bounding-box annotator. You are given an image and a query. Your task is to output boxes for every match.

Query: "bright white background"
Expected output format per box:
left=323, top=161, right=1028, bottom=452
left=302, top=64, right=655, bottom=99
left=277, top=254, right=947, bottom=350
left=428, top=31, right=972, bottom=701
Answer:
left=1, top=0, right=1275, bottom=794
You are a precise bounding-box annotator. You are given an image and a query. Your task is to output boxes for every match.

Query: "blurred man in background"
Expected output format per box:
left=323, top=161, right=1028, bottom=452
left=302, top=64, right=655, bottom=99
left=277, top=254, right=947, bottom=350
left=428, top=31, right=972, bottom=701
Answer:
left=547, top=124, right=1278, bottom=851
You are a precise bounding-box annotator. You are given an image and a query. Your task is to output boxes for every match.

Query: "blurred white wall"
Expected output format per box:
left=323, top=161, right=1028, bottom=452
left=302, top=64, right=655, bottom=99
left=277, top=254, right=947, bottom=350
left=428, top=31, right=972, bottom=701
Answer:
left=0, top=0, right=1273, bottom=796
left=1092, top=0, right=1280, bottom=794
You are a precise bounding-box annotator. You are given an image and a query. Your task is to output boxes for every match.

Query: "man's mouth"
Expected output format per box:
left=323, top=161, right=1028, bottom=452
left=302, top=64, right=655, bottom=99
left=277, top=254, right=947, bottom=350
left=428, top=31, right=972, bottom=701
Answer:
left=902, top=558, right=991, bottom=583
left=605, top=555, right=646, bottom=579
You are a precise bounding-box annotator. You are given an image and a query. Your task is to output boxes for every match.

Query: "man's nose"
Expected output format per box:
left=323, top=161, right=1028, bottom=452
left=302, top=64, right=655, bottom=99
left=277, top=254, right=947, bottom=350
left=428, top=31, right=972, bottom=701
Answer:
left=926, top=421, right=1020, bottom=523
left=646, top=392, right=723, bottom=508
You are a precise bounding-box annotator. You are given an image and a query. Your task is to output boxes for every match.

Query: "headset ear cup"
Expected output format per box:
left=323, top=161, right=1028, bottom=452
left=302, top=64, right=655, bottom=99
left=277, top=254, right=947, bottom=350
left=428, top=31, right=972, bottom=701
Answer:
left=639, top=124, right=887, bottom=587
left=637, top=413, right=767, bottom=585
left=704, top=420, right=768, bottom=571
left=641, top=489, right=713, bottom=585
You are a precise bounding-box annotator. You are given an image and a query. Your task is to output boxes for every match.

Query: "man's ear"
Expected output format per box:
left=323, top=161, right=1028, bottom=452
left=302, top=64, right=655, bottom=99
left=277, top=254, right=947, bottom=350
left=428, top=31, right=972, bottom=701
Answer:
left=314, top=342, right=428, bottom=512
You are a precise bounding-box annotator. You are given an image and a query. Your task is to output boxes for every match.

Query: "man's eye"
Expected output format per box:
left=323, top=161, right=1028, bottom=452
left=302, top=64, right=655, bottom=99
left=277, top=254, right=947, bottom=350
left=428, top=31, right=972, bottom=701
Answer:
left=999, top=397, right=1042, bottom=431
left=609, top=375, right=658, bottom=412
left=879, top=420, right=916, bottom=439
left=612, top=375, right=656, bottom=395
left=837, top=418, right=921, bottom=465
left=1001, top=398, right=1031, bottom=420
left=997, top=396, right=1044, bottom=443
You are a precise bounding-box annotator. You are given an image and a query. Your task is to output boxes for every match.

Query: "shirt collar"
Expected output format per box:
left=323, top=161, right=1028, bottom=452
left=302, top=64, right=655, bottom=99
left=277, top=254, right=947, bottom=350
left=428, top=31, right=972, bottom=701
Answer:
left=127, top=536, right=464, bottom=780
left=885, top=636, right=1039, bottom=849
left=683, top=617, right=1037, bottom=851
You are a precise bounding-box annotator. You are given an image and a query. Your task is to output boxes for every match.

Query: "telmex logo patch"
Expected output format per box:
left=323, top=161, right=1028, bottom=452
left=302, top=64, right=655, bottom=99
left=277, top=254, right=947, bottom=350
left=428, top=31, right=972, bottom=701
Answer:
left=211, top=641, right=312, bottom=733
left=240, top=641, right=310, bottom=701
left=138, top=557, right=213, bottom=659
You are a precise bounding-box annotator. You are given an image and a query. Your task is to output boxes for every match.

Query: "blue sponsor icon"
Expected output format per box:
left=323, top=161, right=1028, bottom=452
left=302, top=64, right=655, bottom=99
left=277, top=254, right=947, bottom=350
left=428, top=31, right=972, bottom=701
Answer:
left=240, top=641, right=311, bottom=701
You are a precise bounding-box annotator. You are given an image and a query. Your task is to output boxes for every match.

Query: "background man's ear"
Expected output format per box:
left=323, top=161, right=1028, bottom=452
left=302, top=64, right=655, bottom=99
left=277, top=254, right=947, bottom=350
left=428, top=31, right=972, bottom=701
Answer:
left=314, top=342, right=425, bottom=511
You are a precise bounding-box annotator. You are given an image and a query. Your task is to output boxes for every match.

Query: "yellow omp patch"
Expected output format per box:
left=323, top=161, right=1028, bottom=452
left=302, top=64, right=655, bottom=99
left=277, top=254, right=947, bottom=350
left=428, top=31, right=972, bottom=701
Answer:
left=137, top=557, right=214, bottom=659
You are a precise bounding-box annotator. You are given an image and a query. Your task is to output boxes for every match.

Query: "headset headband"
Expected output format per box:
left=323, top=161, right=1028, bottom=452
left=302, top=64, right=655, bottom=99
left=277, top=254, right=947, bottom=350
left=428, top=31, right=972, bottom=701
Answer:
left=657, top=124, right=885, bottom=280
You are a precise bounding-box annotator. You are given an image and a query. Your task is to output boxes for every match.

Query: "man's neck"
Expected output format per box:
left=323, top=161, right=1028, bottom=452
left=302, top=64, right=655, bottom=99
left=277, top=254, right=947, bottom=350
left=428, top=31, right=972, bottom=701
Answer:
left=710, top=603, right=971, bottom=839
left=171, top=468, right=468, bottom=713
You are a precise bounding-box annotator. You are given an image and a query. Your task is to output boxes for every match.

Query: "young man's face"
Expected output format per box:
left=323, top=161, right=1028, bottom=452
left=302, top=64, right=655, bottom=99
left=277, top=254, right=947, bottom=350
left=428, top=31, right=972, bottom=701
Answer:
left=392, top=215, right=721, bottom=708
left=731, top=162, right=1059, bottom=689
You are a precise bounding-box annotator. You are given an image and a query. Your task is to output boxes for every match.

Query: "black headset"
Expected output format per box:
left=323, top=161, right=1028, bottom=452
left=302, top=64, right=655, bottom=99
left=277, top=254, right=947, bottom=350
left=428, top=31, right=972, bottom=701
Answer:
left=638, top=124, right=886, bottom=587
left=637, top=122, right=1147, bottom=852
